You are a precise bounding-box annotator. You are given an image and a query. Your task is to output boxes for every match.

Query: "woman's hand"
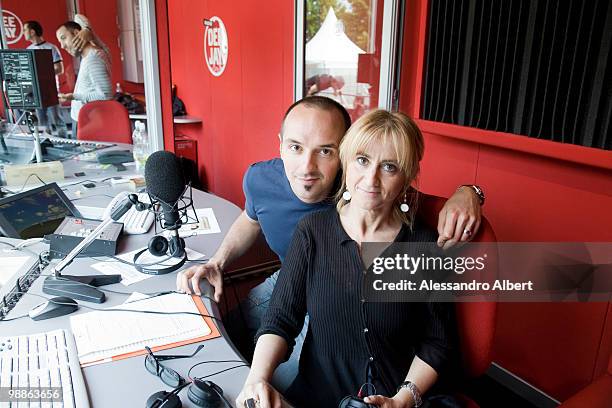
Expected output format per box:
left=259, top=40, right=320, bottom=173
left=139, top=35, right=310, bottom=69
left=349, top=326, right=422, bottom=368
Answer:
left=72, top=28, right=94, bottom=52
left=364, top=388, right=414, bottom=407
left=236, top=378, right=282, bottom=408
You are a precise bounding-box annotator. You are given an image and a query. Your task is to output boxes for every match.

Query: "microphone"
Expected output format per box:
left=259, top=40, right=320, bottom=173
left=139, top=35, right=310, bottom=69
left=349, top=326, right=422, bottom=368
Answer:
left=144, top=151, right=186, bottom=230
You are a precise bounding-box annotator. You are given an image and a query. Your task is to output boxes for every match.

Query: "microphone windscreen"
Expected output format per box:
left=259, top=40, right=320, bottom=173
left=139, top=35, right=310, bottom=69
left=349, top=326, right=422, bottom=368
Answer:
left=145, top=151, right=185, bottom=203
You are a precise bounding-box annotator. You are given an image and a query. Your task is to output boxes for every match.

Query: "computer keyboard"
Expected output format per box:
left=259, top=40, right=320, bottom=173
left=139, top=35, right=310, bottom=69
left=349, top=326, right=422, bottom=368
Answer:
left=77, top=193, right=155, bottom=235
left=117, top=193, right=155, bottom=235
left=0, top=329, right=90, bottom=407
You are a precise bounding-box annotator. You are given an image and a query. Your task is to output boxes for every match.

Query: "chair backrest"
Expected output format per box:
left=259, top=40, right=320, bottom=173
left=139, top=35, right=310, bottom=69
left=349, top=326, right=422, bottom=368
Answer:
left=418, top=193, right=498, bottom=378
left=77, top=100, right=132, bottom=144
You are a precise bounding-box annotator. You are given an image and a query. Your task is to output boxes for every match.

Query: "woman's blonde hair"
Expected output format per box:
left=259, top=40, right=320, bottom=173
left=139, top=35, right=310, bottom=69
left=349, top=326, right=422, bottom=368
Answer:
left=335, top=109, right=424, bottom=226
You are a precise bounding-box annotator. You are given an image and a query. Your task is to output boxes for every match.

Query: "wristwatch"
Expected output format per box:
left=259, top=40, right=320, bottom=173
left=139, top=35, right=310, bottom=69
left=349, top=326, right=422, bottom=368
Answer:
left=460, top=184, right=485, bottom=205
left=397, top=381, right=422, bottom=407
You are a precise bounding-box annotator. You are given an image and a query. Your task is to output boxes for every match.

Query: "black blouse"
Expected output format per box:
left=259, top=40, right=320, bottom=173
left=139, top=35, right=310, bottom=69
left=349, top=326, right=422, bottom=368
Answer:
left=257, top=208, right=456, bottom=407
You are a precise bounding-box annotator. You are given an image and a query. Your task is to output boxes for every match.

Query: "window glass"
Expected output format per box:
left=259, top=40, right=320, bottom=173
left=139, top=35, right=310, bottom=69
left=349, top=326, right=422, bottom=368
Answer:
left=304, top=0, right=384, bottom=122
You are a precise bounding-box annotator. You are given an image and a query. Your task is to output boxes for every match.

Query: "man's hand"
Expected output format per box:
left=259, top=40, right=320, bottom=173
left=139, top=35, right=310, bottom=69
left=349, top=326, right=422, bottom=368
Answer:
left=58, top=93, right=73, bottom=103
left=72, top=27, right=94, bottom=52
left=236, top=379, right=282, bottom=408
left=437, top=186, right=482, bottom=250
left=176, top=260, right=223, bottom=300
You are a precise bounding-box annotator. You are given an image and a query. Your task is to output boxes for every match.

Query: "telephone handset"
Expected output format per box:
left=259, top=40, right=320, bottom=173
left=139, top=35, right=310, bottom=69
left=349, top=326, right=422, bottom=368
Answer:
left=102, top=191, right=132, bottom=220
left=103, top=192, right=155, bottom=234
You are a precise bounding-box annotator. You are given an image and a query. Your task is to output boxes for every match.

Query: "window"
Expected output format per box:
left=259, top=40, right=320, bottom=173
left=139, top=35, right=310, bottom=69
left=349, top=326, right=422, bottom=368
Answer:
left=299, top=0, right=395, bottom=121
left=421, top=0, right=611, bottom=150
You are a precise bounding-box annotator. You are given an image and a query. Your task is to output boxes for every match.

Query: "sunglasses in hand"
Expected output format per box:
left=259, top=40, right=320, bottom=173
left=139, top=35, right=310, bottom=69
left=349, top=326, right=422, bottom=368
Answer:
left=144, top=345, right=204, bottom=387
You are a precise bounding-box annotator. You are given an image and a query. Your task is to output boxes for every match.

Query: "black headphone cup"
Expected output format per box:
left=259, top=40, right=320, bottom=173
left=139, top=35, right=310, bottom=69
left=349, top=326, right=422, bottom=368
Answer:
left=187, top=379, right=222, bottom=408
left=146, top=391, right=182, bottom=408
left=148, top=235, right=169, bottom=256
left=168, top=236, right=186, bottom=257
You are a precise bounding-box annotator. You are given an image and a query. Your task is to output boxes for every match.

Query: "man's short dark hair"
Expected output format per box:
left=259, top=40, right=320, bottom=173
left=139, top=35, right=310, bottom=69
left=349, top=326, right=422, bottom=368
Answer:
left=57, top=21, right=82, bottom=32
left=25, top=21, right=43, bottom=37
left=280, top=96, right=352, bottom=138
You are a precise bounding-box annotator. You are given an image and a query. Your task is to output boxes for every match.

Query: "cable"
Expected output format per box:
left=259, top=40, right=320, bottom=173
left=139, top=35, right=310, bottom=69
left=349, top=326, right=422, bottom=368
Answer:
left=187, top=360, right=248, bottom=381
left=0, top=291, right=223, bottom=323
left=13, top=238, right=44, bottom=249
left=1, top=80, right=17, bottom=122
left=59, top=177, right=114, bottom=190
left=0, top=240, right=17, bottom=249
left=185, top=258, right=210, bottom=264
left=0, top=238, right=42, bottom=257
left=37, top=275, right=179, bottom=298
left=55, top=245, right=176, bottom=269
left=2, top=173, right=48, bottom=195
left=70, top=194, right=116, bottom=201
left=0, top=313, right=29, bottom=322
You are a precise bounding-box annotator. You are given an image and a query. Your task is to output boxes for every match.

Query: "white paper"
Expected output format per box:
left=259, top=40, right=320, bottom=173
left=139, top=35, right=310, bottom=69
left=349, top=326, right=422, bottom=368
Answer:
left=0, top=256, right=30, bottom=287
left=69, top=292, right=211, bottom=364
left=75, top=205, right=105, bottom=220
left=90, top=247, right=206, bottom=286
left=165, top=208, right=221, bottom=238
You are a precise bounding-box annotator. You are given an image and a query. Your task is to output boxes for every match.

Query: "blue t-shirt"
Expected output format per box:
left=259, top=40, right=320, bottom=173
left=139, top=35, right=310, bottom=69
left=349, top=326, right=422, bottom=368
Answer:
left=243, top=158, right=332, bottom=262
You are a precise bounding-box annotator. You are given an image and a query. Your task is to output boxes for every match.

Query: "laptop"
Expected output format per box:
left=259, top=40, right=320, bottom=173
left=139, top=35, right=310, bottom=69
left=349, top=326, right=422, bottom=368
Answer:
left=0, top=183, right=82, bottom=239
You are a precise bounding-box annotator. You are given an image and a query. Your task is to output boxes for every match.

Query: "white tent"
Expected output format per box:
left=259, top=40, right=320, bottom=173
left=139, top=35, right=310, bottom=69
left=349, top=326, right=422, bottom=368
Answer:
left=305, top=7, right=365, bottom=68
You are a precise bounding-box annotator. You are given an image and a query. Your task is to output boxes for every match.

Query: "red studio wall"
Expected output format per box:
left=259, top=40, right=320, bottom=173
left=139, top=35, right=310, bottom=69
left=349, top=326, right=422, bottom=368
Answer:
left=167, top=0, right=294, bottom=206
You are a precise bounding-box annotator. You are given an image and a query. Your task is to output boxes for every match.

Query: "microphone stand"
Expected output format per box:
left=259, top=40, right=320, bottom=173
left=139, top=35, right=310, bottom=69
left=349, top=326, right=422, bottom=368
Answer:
left=42, top=197, right=135, bottom=303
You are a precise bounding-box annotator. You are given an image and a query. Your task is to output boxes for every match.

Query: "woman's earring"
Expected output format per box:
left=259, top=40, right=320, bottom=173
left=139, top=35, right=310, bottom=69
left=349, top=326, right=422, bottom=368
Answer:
left=342, top=190, right=352, bottom=201
left=400, top=192, right=409, bottom=213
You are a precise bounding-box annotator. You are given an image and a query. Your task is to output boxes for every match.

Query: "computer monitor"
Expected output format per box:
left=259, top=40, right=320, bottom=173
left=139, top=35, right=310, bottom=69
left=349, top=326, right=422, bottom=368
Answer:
left=0, top=182, right=82, bottom=239
left=0, top=49, right=58, bottom=109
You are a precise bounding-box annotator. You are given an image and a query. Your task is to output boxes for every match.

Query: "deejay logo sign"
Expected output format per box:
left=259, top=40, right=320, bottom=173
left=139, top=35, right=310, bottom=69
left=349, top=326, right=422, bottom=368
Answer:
left=2, top=10, right=23, bottom=45
left=204, top=16, right=228, bottom=77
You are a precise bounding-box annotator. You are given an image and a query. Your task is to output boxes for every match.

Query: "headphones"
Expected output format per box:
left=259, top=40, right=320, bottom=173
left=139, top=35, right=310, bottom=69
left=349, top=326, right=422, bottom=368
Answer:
left=132, top=235, right=187, bottom=275
left=127, top=194, right=187, bottom=275
left=146, top=379, right=232, bottom=408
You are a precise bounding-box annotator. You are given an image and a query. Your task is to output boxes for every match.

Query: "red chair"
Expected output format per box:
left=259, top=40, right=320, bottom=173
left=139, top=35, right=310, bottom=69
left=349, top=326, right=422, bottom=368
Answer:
left=77, top=100, right=132, bottom=144
left=558, top=353, right=612, bottom=407
left=418, top=193, right=498, bottom=407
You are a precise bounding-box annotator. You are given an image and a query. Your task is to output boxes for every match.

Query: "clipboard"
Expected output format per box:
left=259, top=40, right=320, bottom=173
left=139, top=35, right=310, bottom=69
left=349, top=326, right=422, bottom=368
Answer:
left=80, top=295, right=221, bottom=367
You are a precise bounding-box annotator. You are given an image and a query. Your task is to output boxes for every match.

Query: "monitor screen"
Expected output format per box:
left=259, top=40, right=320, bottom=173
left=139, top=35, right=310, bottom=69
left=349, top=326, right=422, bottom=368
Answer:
left=0, top=183, right=81, bottom=239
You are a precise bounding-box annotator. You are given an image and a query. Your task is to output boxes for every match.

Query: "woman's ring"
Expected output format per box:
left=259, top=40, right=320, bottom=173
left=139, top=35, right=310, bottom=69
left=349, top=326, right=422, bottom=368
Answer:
left=463, top=228, right=472, bottom=236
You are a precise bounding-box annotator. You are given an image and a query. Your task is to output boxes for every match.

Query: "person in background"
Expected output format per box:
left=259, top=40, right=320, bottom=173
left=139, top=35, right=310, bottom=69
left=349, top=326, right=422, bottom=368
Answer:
left=306, top=73, right=345, bottom=97
left=56, top=21, right=112, bottom=139
left=23, top=20, right=64, bottom=134
left=237, top=109, right=459, bottom=407
left=177, top=97, right=483, bottom=392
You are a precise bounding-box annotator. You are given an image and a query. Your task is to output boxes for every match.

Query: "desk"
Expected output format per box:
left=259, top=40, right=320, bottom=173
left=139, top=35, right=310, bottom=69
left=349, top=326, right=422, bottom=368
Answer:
left=129, top=114, right=203, bottom=124
left=1, top=139, right=141, bottom=190
left=0, top=185, right=252, bottom=407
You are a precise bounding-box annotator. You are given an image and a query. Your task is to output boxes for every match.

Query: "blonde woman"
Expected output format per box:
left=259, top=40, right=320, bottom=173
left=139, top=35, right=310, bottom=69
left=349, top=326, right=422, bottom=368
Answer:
left=237, top=110, right=457, bottom=408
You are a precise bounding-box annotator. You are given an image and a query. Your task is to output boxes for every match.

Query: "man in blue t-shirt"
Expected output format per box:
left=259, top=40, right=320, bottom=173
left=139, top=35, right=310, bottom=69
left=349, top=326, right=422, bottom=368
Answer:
left=177, top=96, right=484, bottom=390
